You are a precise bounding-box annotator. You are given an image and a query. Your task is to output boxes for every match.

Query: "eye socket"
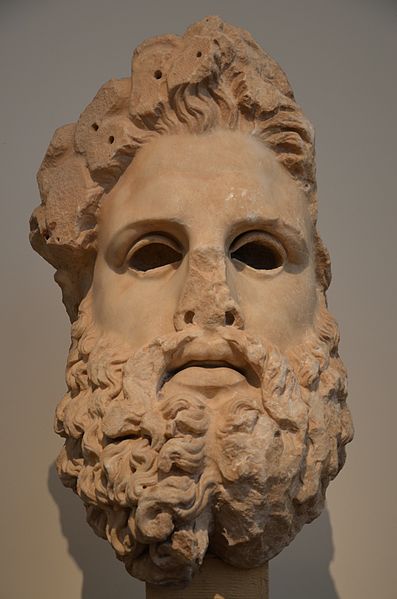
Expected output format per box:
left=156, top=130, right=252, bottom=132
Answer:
left=127, top=234, right=183, bottom=272
left=230, top=231, right=285, bottom=271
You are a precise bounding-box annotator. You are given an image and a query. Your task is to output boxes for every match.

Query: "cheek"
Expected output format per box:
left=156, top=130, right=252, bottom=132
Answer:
left=91, top=256, right=181, bottom=346
left=234, top=268, right=318, bottom=349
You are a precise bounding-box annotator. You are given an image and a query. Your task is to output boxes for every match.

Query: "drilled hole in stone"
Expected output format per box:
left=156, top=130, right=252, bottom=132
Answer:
left=154, top=70, right=162, bottom=79
left=225, top=311, right=235, bottom=326
left=92, top=122, right=99, bottom=131
left=196, top=51, right=202, bottom=58
left=108, top=135, right=114, bottom=144
left=184, top=311, right=195, bottom=324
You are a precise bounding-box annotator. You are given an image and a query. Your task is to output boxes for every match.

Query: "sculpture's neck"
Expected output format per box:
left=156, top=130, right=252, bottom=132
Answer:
left=145, top=556, right=268, bottom=599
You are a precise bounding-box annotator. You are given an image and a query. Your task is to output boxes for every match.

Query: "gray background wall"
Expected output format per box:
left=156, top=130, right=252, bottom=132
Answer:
left=1, top=0, right=396, bottom=597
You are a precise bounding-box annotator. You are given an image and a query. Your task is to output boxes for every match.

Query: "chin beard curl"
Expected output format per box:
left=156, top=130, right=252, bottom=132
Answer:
left=55, top=290, right=353, bottom=585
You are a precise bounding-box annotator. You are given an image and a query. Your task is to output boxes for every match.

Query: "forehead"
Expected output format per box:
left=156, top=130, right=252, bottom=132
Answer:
left=133, top=129, right=270, bottom=177
left=99, top=129, right=311, bottom=241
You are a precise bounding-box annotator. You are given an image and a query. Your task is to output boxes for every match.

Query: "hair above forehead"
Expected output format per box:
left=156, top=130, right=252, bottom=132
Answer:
left=29, top=15, right=319, bottom=320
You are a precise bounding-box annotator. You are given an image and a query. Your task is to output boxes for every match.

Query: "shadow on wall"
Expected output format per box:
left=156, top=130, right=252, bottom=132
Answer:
left=49, top=463, right=339, bottom=599
left=271, top=508, right=340, bottom=599
left=48, top=463, right=145, bottom=599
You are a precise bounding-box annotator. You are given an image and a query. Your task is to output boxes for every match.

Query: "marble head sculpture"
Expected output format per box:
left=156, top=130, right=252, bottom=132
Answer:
left=30, top=16, right=353, bottom=586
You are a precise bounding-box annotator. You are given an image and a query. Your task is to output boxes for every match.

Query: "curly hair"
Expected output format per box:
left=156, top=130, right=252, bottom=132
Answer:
left=29, top=16, right=326, bottom=320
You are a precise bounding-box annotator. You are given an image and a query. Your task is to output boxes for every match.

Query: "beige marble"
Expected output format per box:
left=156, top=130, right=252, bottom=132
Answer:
left=30, top=15, right=353, bottom=589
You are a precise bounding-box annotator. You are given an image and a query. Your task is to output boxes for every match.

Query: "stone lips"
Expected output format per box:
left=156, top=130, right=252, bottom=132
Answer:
left=166, top=365, right=247, bottom=388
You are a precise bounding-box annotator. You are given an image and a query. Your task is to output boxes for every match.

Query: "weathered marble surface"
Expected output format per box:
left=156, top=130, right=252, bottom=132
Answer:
left=30, top=16, right=353, bottom=588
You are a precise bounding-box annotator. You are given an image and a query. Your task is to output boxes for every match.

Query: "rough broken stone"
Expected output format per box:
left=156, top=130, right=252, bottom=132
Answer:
left=30, top=15, right=353, bottom=589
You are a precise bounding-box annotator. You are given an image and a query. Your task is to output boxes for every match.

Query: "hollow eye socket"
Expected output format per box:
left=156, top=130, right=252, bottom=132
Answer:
left=230, top=231, right=285, bottom=271
left=127, top=235, right=183, bottom=272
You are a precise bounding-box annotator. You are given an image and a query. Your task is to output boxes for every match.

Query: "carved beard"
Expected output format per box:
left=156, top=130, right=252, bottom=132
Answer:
left=55, top=290, right=352, bottom=585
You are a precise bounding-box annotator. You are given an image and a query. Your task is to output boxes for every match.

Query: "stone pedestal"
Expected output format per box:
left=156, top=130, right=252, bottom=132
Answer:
left=146, top=556, right=268, bottom=599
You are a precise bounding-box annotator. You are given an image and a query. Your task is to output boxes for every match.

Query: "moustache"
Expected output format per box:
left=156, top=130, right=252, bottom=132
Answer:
left=93, top=326, right=308, bottom=443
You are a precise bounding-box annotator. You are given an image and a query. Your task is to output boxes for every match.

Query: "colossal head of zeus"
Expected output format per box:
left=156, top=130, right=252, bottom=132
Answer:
left=30, top=16, right=353, bottom=587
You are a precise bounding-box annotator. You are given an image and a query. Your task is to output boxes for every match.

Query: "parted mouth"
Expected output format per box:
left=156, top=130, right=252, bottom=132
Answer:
left=161, top=341, right=261, bottom=388
left=164, top=360, right=247, bottom=382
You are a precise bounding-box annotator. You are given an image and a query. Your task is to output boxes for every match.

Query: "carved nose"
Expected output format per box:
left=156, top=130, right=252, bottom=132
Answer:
left=174, top=247, right=244, bottom=331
